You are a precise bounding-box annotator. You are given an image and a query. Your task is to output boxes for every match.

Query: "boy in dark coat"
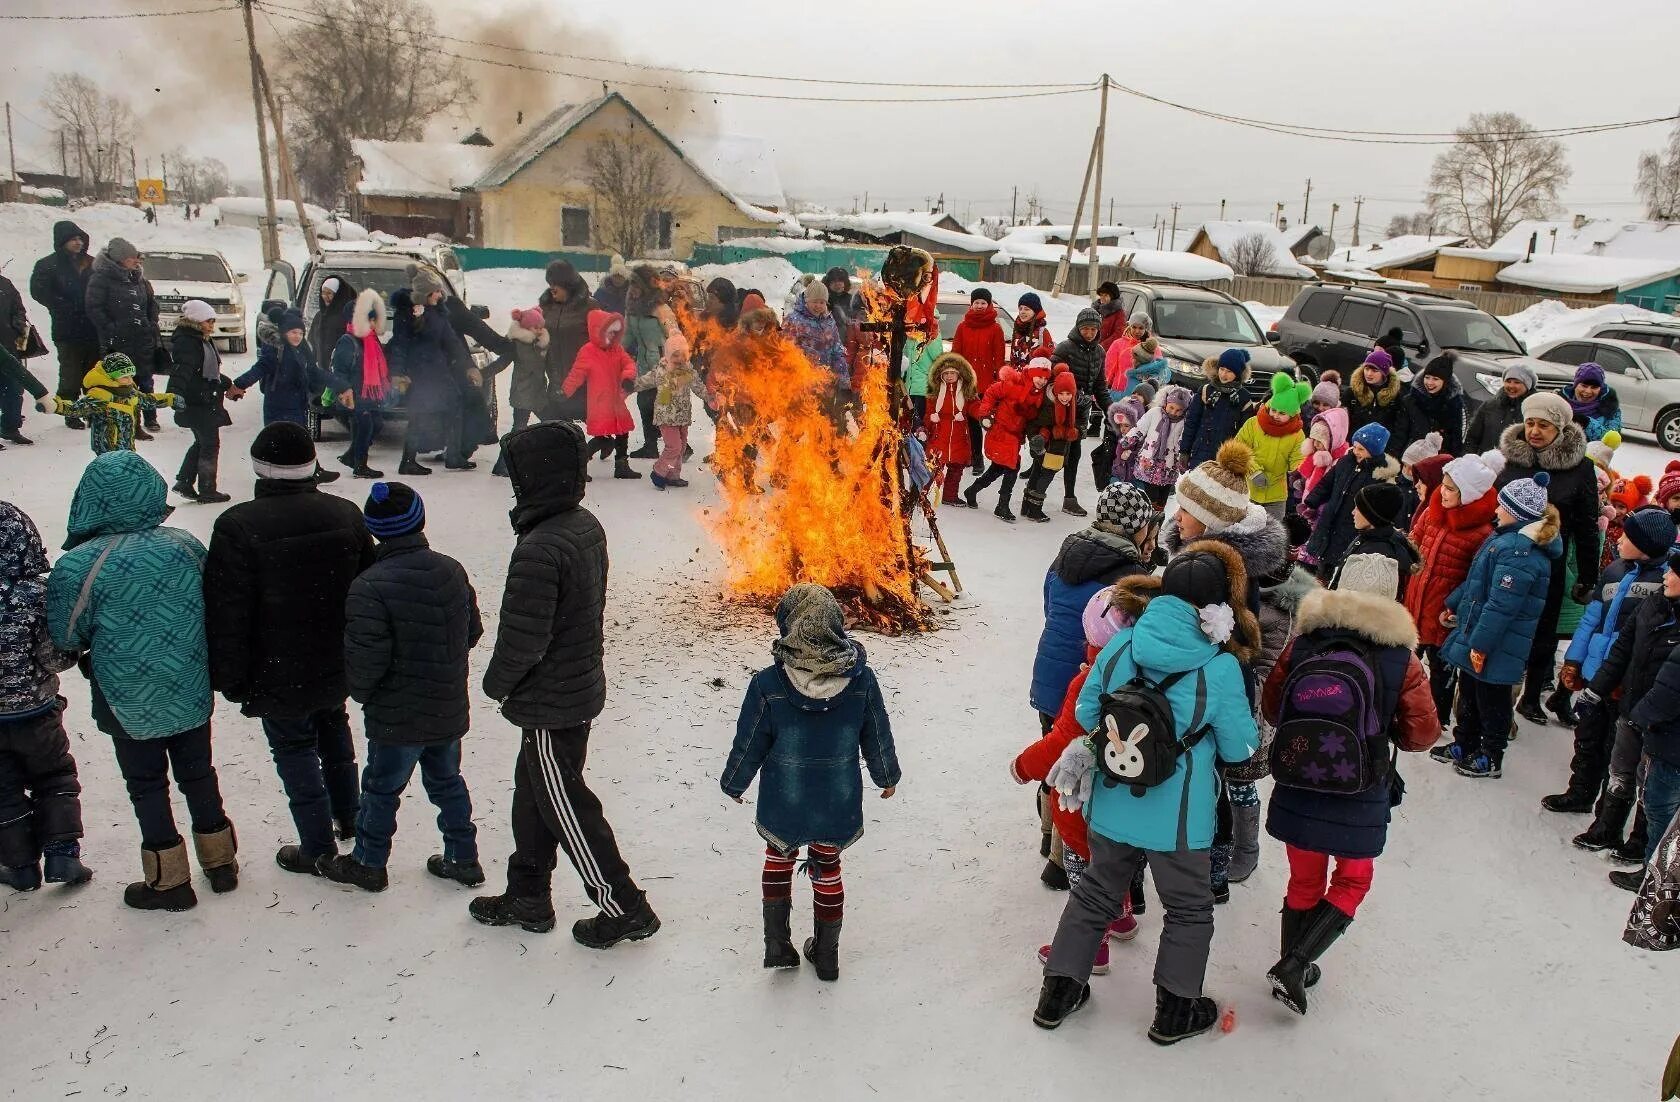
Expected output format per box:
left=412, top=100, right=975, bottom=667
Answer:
left=322, top=483, right=484, bottom=893
left=1180, top=348, right=1255, bottom=468
left=1262, top=573, right=1440, bottom=1015
left=84, top=237, right=163, bottom=435
left=473, top=421, right=660, bottom=948
left=1617, top=556, right=1680, bottom=892
left=234, top=309, right=322, bottom=429
left=722, top=584, right=900, bottom=979
left=1049, top=307, right=1110, bottom=514
left=1304, top=422, right=1404, bottom=577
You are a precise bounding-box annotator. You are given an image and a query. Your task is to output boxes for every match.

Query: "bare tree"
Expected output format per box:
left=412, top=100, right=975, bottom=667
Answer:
left=274, top=0, right=474, bottom=202
left=1636, top=122, right=1680, bottom=221
left=1225, top=232, right=1280, bottom=276
left=40, top=73, right=135, bottom=198
left=1425, top=112, right=1570, bottom=247
left=166, top=148, right=231, bottom=205
left=582, top=131, right=690, bottom=258
left=1385, top=211, right=1437, bottom=237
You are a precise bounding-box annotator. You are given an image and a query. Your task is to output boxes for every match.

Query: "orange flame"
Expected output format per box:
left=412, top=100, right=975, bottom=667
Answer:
left=678, top=284, right=933, bottom=631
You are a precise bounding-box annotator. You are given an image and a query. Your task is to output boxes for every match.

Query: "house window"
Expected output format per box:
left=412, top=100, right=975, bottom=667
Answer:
left=643, top=210, right=674, bottom=252
left=561, top=206, right=591, bottom=248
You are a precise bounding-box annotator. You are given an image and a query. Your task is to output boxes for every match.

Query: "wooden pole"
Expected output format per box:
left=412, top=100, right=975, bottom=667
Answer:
left=4, top=104, right=15, bottom=188
left=1050, top=127, right=1099, bottom=296
left=256, top=58, right=320, bottom=257
left=129, top=145, right=139, bottom=198
left=1086, top=75, right=1108, bottom=296
left=240, top=0, right=281, bottom=264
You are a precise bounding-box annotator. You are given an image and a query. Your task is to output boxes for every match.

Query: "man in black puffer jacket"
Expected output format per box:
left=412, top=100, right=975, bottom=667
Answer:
left=29, top=220, right=98, bottom=422
left=470, top=420, right=661, bottom=949
left=1050, top=307, right=1111, bottom=517
left=204, top=423, right=375, bottom=875
left=322, top=482, right=484, bottom=894
left=85, top=237, right=163, bottom=434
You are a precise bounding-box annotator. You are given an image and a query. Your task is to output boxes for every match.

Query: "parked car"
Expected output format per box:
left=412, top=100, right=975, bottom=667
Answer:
left=146, top=249, right=247, bottom=353
left=319, top=237, right=470, bottom=303
left=1113, top=281, right=1300, bottom=401
left=260, top=251, right=490, bottom=441
left=933, top=291, right=1010, bottom=346
left=1586, top=316, right=1680, bottom=353
left=1274, top=283, right=1531, bottom=403
left=1473, top=336, right=1680, bottom=451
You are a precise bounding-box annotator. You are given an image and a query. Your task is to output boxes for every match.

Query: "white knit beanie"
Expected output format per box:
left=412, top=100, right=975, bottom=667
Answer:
left=1441, top=447, right=1506, bottom=505
left=1336, top=554, right=1401, bottom=600
left=1175, top=440, right=1255, bottom=533
left=1401, top=430, right=1443, bottom=468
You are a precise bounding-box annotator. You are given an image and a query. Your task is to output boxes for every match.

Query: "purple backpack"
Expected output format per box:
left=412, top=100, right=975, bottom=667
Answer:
left=1269, top=637, right=1391, bottom=795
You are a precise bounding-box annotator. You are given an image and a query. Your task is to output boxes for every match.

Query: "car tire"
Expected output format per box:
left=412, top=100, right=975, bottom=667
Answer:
left=1657, top=407, right=1680, bottom=453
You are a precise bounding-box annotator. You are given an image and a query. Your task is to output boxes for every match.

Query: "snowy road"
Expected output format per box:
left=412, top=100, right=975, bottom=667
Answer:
left=0, top=208, right=1672, bottom=1100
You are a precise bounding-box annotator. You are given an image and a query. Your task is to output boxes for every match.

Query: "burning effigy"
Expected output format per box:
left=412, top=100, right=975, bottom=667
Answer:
left=680, top=250, right=949, bottom=634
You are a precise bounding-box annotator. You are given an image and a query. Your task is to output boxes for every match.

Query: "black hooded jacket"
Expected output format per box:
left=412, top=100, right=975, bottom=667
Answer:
left=482, top=421, right=608, bottom=728
left=28, top=221, right=96, bottom=345
left=85, top=251, right=159, bottom=362
left=308, top=279, right=358, bottom=374
left=1052, top=307, right=1110, bottom=417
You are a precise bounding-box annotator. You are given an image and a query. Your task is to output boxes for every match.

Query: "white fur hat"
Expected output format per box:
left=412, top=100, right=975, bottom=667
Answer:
left=1442, top=447, right=1506, bottom=505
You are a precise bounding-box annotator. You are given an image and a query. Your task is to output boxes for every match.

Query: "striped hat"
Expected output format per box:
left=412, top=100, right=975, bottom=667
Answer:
left=1176, top=440, right=1255, bottom=533
left=364, top=481, right=425, bottom=538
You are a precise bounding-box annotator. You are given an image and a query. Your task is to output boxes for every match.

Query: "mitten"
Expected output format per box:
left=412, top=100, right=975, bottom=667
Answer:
left=1047, top=740, right=1096, bottom=814
left=1570, top=582, right=1593, bottom=605
left=1029, top=436, right=1047, bottom=458
left=1250, top=470, right=1270, bottom=490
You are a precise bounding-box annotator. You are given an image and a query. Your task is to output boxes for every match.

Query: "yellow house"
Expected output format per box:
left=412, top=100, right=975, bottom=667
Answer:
left=463, top=93, right=784, bottom=257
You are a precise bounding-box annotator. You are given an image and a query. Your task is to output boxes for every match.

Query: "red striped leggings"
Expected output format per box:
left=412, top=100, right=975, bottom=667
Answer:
left=762, top=843, right=843, bottom=923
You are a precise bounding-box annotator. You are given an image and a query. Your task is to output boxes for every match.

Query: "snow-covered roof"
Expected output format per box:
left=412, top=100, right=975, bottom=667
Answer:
left=797, top=211, right=1001, bottom=255
left=350, top=139, right=499, bottom=199
left=1493, top=253, right=1680, bottom=294
left=987, top=231, right=1233, bottom=281
left=670, top=131, right=787, bottom=210
left=1278, top=224, right=1321, bottom=250
left=1326, top=234, right=1468, bottom=271
left=1190, top=220, right=1315, bottom=277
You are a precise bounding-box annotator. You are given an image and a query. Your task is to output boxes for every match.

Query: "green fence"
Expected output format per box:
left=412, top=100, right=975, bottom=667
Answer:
left=456, top=247, right=612, bottom=273
left=689, top=242, right=983, bottom=282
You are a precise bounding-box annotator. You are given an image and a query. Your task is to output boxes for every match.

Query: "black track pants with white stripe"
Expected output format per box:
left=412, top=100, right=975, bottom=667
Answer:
left=506, top=725, right=643, bottom=916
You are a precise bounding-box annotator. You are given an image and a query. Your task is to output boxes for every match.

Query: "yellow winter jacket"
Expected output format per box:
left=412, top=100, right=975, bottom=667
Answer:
left=1235, top=411, right=1305, bottom=505
left=52, top=362, right=175, bottom=454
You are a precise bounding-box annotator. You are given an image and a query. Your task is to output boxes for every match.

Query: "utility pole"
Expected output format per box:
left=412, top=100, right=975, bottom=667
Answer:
left=1351, top=195, right=1365, bottom=247
left=161, top=152, right=168, bottom=189
left=1302, top=178, right=1312, bottom=225
left=1169, top=203, right=1180, bottom=250
left=4, top=103, right=15, bottom=189
left=1010, top=185, right=1017, bottom=226
left=1328, top=201, right=1340, bottom=244
left=1086, top=74, right=1109, bottom=296
left=1051, top=125, right=1100, bottom=296
left=58, top=131, right=66, bottom=179
left=1273, top=201, right=1285, bottom=230
left=239, top=0, right=281, bottom=264
left=1108, top=197, right=1114, bottom=225
left=256, top=57, right=320, bottom=257
left=129, top=145, right=139, bottom=196
left=1219, top=198, right=1227, bottom=220
left=863, top=190, right=869, bottom=212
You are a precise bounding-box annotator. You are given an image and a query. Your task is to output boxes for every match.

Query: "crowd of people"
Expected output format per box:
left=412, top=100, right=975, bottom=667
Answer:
left=1, top=231, right=1675, bottom=1044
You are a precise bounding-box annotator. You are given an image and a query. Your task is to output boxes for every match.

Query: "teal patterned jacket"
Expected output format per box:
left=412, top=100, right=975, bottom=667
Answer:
left=46, top=450, right=212, bottom=738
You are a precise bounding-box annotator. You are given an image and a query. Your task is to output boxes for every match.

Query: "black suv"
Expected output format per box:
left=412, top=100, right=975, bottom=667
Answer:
left=1113, top=281, right=1300, bottom=400
left=1274, top=283, right=1529, bottom=405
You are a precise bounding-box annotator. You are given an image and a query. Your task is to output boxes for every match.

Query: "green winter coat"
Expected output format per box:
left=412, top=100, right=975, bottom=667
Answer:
left=1235, top=412, right=1305, bottom=506
left=1557, top=531, right=1600, bottom=639
left=45, top=450, right=212, bottom=739
left=623, top=312, right=666, bottom=377
left=904, top=336, right=943, bottom=399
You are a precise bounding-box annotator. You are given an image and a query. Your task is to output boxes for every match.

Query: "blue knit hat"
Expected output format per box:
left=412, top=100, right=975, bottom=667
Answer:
left=1216, top=347, right=1251, bottom=376
left=364, top=481, right=425, bottom=538
left=1498, top=471, right=1550, bottom=526
left=1623, top=506, right=1678, bottom=558
left=1350, top=421, right=1390, bottom=457
left=1017, top=292, right=1043, bottom=314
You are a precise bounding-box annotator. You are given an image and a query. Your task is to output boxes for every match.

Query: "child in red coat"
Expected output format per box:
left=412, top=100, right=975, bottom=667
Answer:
left=562, top=310, right=642, bottom=479
left=950, top=289, right=1007, bottom=475
left=1020, top=369, right=1084, bottom=523
left=965, top=359, right=1051, bottom=522
left=1013, top=585, right=1140, bottom=975
left=1008, top=293, right=1055, bottom=369
left=921, top=352, right=978, bottom=506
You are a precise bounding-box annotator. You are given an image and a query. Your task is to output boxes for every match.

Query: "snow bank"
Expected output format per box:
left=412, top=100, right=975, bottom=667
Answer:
left=1244, top=300, right=1286, bottom=330
left=688, top=256, right=805, bottom=303
left=1500, top=299, right=1676, bottom=346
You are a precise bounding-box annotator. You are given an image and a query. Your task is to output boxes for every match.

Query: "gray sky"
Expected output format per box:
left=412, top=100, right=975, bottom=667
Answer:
left=2, top=0, right=1674, bottom=237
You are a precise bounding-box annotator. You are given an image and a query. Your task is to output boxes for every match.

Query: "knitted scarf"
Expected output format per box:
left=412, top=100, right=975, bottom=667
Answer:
left=1566, top=383, right=1602, bottom=418
left=1149, top=405, right=1186, bottom=467
left=358, top=327, right=389, bottom=401
left=1258, top=406, right=1302, bottom=436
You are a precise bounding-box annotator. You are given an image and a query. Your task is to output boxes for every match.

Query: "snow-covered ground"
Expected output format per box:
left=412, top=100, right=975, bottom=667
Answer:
left=0, top=207, right=1673, bottom=1099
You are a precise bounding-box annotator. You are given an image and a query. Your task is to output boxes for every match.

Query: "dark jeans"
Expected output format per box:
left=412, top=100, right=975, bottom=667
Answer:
left=507, top=724, right=643, bottom=915
left=1641, top=756, right=1680, bottom=867
left=110, top=724, right=228, bottom=850
left=0, top=707, right=83, bottom=866
left=1453, top=675, right=1515, bottom=761
left=176, top=422, right=220, bottom=494
left=54, top=341, right=99, bottom=401
left=352, top=738, right=476, bottom=868
left=1061, top=437, right=1083, bottom=498
left=636, top=387, right=658, bottom=451
left=0, top=371, right=20, bottom=434
left=1421, top=645, right=1457, bottom=724
left=968, top=462, right=1018, bottom=506
left=262, top=707, right=359, bottom=860
left=348, top=407, right=381, bottom=465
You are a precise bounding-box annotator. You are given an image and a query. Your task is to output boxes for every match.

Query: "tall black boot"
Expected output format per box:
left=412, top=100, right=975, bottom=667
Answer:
left=1268, top=899, right=1351, bottom=1015
left=195, top=454, right=230, bottom=504
left=1148, top=986, right=1220, bottom=1045
left=1543, top=708, right=1612, bottom=813
left=763, top=901, right=799, bottom=968
left=803, top=917, right=841, bottom=981
left=1279, top=906, right=1323, bottom=989
left=1572, top=790, right=1633, bottom=851
left=1613, top=807, right=1650, bottom=866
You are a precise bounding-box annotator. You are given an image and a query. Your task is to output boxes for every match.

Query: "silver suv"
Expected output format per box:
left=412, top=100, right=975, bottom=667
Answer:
left=1587, top=317, right=1680, bottom=353
left=1473, top=335, right=1680, bottom=451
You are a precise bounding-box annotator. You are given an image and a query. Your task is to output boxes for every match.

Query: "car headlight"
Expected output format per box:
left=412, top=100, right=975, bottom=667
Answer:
left=1477, top=374, right=1502, bottom=396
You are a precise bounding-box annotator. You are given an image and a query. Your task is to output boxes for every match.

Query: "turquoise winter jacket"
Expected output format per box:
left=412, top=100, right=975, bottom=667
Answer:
left=1076, top=597, right=1258, bottom=852
left=45, top=450, right=212, bottom=739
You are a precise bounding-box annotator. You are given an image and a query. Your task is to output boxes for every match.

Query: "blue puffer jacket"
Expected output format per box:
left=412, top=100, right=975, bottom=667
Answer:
left=1440, top=510, right=1563, bottom=686
left=235, top=338, right=321, bottom=426
left=1563, top=555, right=1667, bottom=680
left=0, top=502, right=78, bottom=720
left=1180, top=381, right=1253, bottom=468
left=1029, top=528, right=1150, bottom=715
left=721, top=648, right=901, bottom=852
left=45, top=451, right=212, bottom=738
left=1075, top=597, right=1258, bottom=852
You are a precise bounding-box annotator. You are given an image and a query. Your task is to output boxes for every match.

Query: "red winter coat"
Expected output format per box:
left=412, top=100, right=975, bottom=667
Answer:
left=1405, top=490, right=1500, bottom=647
left=562, top=309, right=638, bottom=437
left=973, top=368, right=1045, bottom=470
left=1009, top=311, right=1054, bottom=369
left=1012, top=662, right=1093, bottom=861
left=1098, top=305, right=1128, bottom=350
left=923, top=357, right=977, bottom=468
left=950, top=302, right=1006, bottom=393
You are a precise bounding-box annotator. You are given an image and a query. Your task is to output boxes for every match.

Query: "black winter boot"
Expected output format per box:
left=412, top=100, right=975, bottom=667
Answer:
left=427, top=855, right=485, bottom=887
left=1032, top=975, right=1092, bottom=1029
left=1062, top=496, right=1087, bottom=517
left=613, top=460, right=644, bottom=480
left=1280, top=906, right=1323, bottom=990
left=1268, top=900, right=1351, bottom=1016
left=192, top=823, right=238, bottom=894
left=762, top=900, right=800, bottom=968
left=574, top=899, right=661, bottom=949
left=124, top=842, right=197, bottom=911
left=0, top=862, right=41, bottom=891
left=469, top=892, right=556, bottom=933
left=1612, top=807, right=1649, bottom=866
left=275, top=844, right=330, bottom=876
left=994, top=499, right=1017, bottom=524
left=320, top=853, right=389, bottom=892
left=1148, top=986, right=1220, bottom=1045
left=1609, top=867, right=1647, bottom=892
left=1020, top=492, right=1050, bottom=523
left=1041, top=859, right=1069, bottom=891
left=42, top=847, right=91, bottom=886
left=803, top=917, right=842, bottom=981
left=1572, top=791, right=1633, bottom=851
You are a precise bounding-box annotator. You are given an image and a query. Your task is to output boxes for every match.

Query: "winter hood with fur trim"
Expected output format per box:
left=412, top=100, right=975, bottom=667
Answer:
left=1294, top=587, right=1419, bottom=651
left=1498, top=420, right=1587, bottom=472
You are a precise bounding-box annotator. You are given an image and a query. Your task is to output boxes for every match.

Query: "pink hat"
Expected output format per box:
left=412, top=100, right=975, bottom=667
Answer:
left=514, top=307, right=545, bottom=331
left=1083, top=586, right=1132, bottom=649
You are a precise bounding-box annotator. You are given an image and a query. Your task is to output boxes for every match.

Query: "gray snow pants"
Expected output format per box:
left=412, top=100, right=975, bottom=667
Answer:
left=1044, top=833, right=1214, bottom=997
left=1608, top=719, right=1646, bottom=797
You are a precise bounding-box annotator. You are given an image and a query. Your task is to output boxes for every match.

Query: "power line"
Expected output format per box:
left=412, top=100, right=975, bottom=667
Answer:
left=0, top=2, right=234, bottom=20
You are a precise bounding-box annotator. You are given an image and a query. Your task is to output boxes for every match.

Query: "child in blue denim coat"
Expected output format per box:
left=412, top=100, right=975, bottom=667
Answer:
left=722, top=584, right=901, bottom=983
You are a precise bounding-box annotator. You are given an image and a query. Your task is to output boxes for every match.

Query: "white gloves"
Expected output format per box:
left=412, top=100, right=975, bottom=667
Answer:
left=1047, top=740, right=1096, bottom=813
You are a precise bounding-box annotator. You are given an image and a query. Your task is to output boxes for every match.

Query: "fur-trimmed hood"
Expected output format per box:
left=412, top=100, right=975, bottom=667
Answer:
left=929, top=351, right=978, bottom=400
left=1294, top=587, right=1419, bottom=650
left=1499, top=420, right=1588, bottom=472
left=1052, top=527, right=1145, bottom=587
left=507, top=320, right=550, bottom=348
left=348, top=287, right=387, bottom=339
left=1519, top=505, right=1564, bottom=551
left=1179, top=537, right=1262, bottom=661
left=1260, top=563, right=1319, bottom=614
left=1348, top=369, right=1403, bottom=409
left=1163, top=504, right=1288, bottom=582
left=1366, top=452, right=1403, bottom=483
left=739, top=306, right=779, bottom=335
